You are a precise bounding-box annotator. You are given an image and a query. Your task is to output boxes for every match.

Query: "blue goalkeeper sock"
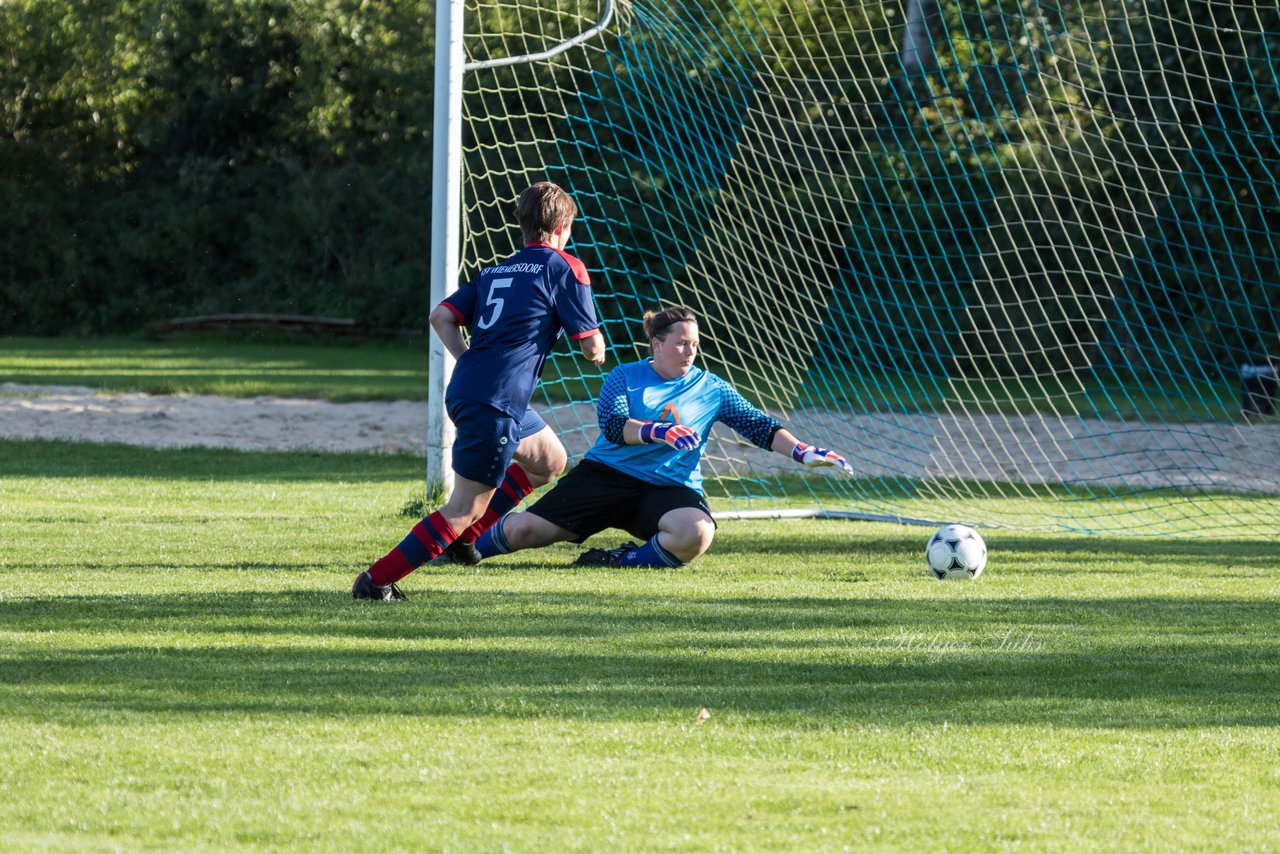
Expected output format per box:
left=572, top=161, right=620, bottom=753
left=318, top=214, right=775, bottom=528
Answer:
left=475, top=516, right=514, bottom=560
left=618, top=535, right=683, bottom=568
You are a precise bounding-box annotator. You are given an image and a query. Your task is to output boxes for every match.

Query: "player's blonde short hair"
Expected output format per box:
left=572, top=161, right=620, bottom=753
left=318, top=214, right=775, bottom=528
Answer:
left=514, top=181, right=578, bottom=244
left=642, top=305, right=697, bottom=344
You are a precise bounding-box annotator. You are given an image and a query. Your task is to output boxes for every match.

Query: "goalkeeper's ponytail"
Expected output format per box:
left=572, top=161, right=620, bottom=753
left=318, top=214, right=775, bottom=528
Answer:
left=643, top=305, right=697, bottom=344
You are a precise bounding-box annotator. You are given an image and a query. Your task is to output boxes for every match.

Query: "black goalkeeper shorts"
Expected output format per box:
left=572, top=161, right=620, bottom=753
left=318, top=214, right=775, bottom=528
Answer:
left=526, top=458, right=714, bottom=543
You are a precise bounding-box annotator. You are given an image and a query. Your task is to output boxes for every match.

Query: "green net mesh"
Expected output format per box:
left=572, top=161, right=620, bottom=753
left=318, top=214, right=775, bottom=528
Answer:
left=455, top=0, right=1279, bottom=537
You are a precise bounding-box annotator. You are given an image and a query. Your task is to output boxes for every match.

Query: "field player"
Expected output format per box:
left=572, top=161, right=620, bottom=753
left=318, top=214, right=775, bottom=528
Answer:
left=353, top=181, right=606, bottom=599
left=467, top=305, right=854, bottom=569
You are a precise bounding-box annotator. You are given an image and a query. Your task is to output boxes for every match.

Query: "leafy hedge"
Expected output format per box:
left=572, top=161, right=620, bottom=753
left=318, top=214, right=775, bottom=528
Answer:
left=0, top=0, right=435, bottom=334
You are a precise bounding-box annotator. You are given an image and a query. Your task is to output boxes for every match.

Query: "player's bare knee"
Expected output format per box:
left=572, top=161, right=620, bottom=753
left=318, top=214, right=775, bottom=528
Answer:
left=514, top=435, right=567, bottom=487
left=684, top=519, right=715, bottom=559
left=546, top=445, right=568, bottom=480
left=667, top=520, right=715, bottom=562
left=696, top=520, right=716, bottom=553
left=525, top=448, right=566, bottom=487
left=520, top=467, right=552, bottom=490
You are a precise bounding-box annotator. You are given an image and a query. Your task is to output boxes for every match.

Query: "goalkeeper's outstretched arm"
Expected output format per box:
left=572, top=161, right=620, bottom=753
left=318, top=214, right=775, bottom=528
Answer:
left=713, top=377, right=854, bottom=475
left=771, top=428, right=854, bottom=475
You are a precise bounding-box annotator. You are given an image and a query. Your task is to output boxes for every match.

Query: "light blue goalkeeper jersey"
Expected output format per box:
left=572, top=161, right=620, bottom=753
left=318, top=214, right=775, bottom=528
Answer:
left=584, top=359, right=782, bottom=491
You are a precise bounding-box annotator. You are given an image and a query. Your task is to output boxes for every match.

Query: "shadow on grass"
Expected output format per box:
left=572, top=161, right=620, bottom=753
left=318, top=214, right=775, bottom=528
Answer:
left=1, top=588, right=1276, bottom=728
left=0, top=439, right=421, bottom=481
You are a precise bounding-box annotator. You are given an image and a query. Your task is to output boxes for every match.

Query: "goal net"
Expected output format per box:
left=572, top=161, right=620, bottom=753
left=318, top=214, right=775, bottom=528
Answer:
left=450, top=0, right=1279, bottom=537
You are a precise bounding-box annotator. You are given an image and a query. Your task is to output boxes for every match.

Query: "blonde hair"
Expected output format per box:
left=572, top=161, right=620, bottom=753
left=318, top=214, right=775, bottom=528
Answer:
left=513, top=181, right=578, bottom=244
left=642, top=305, right=697, bottom=344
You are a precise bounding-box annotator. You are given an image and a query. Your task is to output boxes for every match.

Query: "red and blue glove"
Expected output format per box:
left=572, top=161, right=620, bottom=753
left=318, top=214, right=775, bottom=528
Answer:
left=639, top=421, right=701, bottom=451
left=792, top=442, right=854, bottom=475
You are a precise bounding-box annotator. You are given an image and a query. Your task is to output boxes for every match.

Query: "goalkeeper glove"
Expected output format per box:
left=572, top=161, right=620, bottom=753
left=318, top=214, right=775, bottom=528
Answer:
left=792, top=442, right=853, bottom=475
left=639, top=421, right=701, bottom=451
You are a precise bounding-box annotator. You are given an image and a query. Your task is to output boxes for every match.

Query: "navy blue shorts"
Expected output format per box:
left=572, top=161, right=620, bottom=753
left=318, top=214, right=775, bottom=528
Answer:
left=446, top=400, right=547, bottom=487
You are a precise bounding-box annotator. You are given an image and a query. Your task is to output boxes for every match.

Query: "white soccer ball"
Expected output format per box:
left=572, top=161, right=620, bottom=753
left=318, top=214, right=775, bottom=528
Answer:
left=925, top=524, right=987, bottom=580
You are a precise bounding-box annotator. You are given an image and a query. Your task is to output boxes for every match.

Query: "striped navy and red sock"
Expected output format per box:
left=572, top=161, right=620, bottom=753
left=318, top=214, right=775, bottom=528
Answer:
left=367, top=510, right=458, bottom=586
left=457, top=464, right=535, bottom=545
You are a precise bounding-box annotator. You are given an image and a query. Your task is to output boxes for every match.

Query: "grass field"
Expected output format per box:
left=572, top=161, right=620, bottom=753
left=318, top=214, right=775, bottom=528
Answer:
left=0, top=334, right=433, bottom=401
left=2, top=439, right=1278, bottom=851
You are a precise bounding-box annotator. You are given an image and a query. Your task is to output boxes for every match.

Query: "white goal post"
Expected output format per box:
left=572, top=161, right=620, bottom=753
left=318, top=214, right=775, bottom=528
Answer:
left=427, top=0, right=616, bottom=498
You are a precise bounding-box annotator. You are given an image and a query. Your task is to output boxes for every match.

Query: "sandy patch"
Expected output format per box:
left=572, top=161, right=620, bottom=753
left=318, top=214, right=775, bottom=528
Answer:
left=0, top=383, right=434, bottom=455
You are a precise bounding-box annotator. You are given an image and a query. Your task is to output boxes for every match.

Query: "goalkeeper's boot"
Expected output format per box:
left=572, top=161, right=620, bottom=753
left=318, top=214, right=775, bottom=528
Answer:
left=352, top=570, right=408, bottom=601
left=574, top=542, right=639, bottom=567
left=435, top=539, right=482, bottom=566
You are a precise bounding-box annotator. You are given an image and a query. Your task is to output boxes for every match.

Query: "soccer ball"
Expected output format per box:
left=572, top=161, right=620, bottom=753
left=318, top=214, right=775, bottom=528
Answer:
left=925, top=524, right=987, bottom=580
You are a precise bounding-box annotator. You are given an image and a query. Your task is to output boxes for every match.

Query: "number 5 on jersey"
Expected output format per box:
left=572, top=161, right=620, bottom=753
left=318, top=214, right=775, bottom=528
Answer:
left=476, top=277, right=513, bottom=330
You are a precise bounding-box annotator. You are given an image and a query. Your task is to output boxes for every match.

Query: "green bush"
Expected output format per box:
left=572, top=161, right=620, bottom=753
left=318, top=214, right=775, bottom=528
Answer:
left=0, top=0, right=434, bottom=334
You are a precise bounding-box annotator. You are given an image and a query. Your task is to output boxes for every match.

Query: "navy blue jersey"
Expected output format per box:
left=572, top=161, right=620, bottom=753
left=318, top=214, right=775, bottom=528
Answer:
left=585, top=360, right=782, bottom=491
left=441, top=243, right=599, bottom=418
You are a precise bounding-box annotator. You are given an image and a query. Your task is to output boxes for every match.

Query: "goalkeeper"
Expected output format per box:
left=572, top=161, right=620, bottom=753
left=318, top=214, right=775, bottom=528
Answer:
left=463, top=305, right=854, bottom=568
